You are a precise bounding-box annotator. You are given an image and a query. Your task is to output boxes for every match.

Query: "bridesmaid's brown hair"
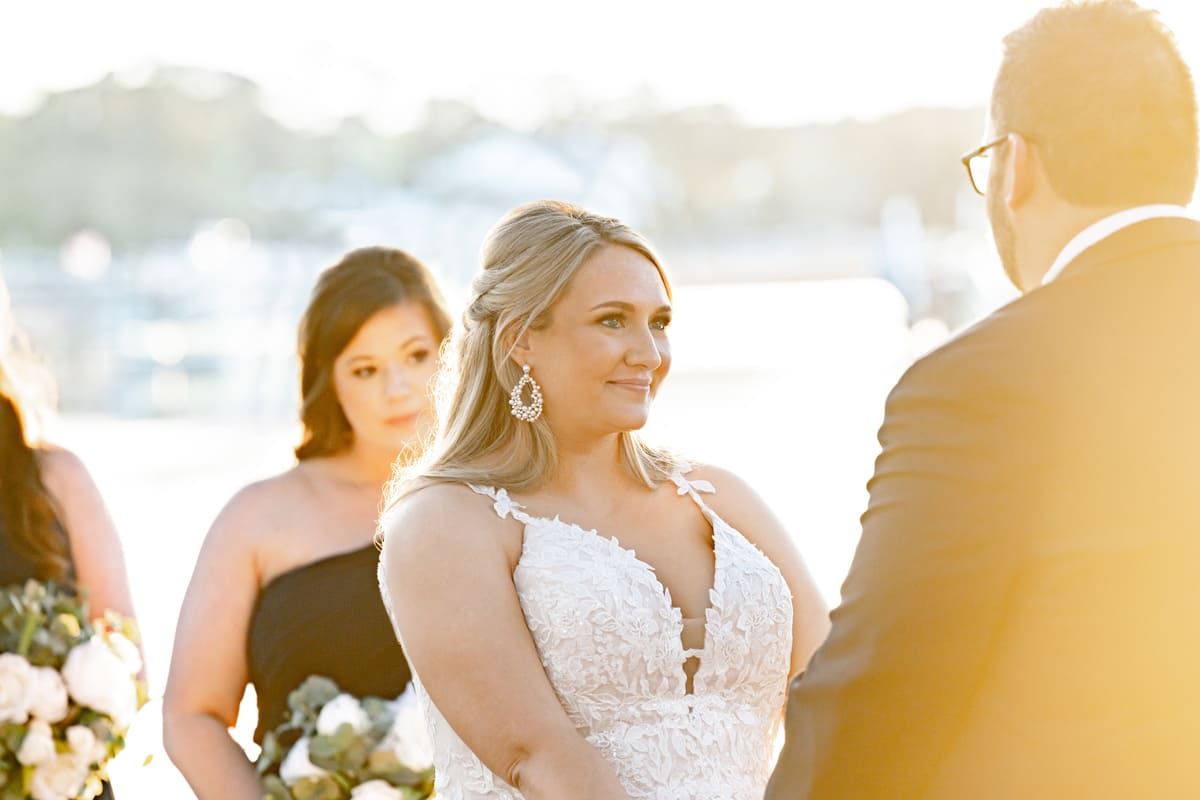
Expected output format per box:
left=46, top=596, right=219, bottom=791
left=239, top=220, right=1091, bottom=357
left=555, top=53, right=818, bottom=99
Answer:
left=295, top=247, right=452, bottom=461
left=0, top=278, right=70, bottom=581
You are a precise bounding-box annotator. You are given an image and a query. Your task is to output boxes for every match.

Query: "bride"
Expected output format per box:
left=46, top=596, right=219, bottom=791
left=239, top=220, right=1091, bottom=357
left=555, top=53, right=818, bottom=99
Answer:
left=378, top=200, right=829, bottom=799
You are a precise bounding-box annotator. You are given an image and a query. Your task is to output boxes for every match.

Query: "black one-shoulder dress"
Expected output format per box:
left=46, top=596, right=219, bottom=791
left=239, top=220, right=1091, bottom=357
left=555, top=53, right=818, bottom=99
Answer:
left=246, top=544, right=412, bottom=744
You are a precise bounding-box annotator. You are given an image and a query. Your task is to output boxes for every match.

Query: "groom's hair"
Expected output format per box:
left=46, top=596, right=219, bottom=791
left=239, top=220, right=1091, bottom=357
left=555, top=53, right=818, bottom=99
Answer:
left=992, top=0, right=1198, bottom=207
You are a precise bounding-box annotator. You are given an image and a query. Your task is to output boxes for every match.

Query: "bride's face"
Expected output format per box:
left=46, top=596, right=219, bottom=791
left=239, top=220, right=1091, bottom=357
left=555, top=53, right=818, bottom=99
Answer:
left=522, top=244, right=672, bottom=439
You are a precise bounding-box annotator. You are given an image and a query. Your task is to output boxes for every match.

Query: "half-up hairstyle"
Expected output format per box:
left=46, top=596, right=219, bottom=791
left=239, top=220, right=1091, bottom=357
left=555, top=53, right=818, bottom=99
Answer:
left=392, top=200, right=682, bottom=503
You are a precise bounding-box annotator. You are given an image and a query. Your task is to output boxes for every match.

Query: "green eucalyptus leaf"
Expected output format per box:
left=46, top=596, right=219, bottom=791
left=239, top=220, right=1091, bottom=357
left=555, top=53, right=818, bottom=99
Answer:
left=330, top=724, right=357, bottom=751
left=338, top=736, right=370, bottom=773
left=1, top=726, right=23, bottom=754
left=290, top=775, right=344, bottom=800
left=360, top=697, right=394, bottom=738
left=289, top=677, right=340, bottom=716
left=307, top=733, right=341, bottom=765
left=257, top=731, right=283, bottom=774
left=364, top=751, right=425, bottom=788
left=262, top=774, right=295, bottom=800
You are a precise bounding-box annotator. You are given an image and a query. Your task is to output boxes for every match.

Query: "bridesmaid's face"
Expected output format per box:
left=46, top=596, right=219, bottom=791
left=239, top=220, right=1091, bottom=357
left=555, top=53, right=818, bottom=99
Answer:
left=523, top=245, right=672, bottom=438
left=332, top=302, right=440, bottom=455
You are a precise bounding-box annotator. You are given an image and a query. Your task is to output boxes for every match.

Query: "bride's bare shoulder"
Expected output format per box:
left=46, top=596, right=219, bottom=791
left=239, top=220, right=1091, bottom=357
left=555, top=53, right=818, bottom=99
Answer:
left=379, top=482, right=520, bottom=567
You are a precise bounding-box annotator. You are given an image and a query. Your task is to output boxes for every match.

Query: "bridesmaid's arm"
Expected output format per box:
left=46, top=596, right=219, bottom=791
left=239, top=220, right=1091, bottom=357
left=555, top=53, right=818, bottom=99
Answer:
left=40, top=448, right=144, bottom=675
left=692, top=465, right=831, bottom=681
left=381, top=483, right=633, bottom=800
left=163, top=485, right=269, bottom=800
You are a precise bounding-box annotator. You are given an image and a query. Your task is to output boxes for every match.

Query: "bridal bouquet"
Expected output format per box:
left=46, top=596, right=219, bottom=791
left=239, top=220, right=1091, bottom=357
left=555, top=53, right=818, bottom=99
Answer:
left=0, top=579, right=146, bottom=800
left=256, top=676, right=434, bottom=800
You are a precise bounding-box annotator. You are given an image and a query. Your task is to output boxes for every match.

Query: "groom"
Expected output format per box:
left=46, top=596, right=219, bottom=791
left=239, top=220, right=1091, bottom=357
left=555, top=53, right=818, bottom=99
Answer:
left=767, top=2, right=1200, bottom=797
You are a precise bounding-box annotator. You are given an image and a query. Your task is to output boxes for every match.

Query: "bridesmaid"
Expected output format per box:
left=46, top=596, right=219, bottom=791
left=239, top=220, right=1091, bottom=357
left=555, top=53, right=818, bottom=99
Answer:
left=0, top=276, right=138, bottom=800
left=163, top=247, right=452, bottom=799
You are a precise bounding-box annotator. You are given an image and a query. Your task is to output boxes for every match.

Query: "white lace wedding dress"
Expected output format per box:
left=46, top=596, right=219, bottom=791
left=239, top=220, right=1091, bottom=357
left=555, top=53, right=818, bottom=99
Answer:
left=379, top=469, right=794, bottom=800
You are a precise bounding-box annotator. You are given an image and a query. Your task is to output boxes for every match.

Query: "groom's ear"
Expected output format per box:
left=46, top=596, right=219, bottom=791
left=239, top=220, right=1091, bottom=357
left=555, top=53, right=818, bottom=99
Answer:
left=1004, top=133, right=1037, bottom=210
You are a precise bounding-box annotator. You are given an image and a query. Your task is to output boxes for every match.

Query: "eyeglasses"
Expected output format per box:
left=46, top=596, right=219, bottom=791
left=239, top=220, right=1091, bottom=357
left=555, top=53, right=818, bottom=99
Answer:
left=960, top=135, right=1007, bottom=196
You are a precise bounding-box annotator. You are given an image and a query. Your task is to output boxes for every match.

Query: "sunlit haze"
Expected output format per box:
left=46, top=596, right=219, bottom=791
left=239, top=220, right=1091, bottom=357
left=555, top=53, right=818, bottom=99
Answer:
left=6, top=0, right=1200, bottom=131
left=7, top=2, right=1200, bottom=794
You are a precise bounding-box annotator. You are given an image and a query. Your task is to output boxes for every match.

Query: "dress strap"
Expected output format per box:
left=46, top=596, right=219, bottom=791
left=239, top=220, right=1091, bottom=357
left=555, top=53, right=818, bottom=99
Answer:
left=467, top=484, right=534, bottom=525
left=669, top=465, right=717, bottom=519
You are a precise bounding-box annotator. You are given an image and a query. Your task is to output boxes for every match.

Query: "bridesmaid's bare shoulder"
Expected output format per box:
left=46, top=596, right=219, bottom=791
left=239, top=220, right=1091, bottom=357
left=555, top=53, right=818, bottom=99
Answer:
left=36, top=444, right=95, bottom=498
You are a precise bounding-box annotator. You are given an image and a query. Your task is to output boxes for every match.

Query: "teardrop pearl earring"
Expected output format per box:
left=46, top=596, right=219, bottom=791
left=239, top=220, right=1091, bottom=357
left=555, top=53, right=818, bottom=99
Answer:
left=509, top=364, right=544, bottom=422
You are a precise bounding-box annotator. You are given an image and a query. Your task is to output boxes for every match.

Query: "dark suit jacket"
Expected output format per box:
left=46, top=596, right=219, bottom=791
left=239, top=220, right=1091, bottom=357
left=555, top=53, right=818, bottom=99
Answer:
left=766, top=218, right=1200, bottom=799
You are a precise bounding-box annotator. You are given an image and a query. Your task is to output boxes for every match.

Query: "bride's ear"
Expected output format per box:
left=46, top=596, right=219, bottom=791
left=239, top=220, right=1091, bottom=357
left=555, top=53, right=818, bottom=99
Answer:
left=500, top=323, right=533, bottom=367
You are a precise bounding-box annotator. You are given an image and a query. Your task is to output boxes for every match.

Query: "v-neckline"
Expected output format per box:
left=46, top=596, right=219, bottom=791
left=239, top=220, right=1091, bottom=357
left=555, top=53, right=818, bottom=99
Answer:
left=516, top=506, right=723, bottom=698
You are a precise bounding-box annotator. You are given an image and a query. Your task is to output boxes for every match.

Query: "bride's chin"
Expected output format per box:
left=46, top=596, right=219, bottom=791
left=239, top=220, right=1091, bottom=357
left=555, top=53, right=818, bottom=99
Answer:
left=609, top=413, right=652, bottom=433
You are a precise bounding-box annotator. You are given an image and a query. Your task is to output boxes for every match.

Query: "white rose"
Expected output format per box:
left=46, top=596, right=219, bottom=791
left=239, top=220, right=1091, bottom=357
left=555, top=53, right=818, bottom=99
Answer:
left=78, top=775, right=106, bottom=800
left=279, top=737, right=329, bottom=785
left=66, top=725, right=108, bottom=768
left=28, top=666, right=70, bottom=723
left=104, top=633, right=142, bottom=676
left=28, top=753, right=88, bottom=800
left=0, top=652, right=32, bottom=724
left=315, top=693, right=371, bottom=737
left=377, top=687, right=433, bottom=771
left=349, top=779, right=405, bottom=800
left=61, top=638, right=138, bottom=728
left=17, top=719, right=57, bottom=767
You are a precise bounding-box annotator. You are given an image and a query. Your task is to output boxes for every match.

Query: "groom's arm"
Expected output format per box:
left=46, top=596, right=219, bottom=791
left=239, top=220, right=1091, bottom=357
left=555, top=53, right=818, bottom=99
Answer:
left=770, top=338, right=1030, bottom=798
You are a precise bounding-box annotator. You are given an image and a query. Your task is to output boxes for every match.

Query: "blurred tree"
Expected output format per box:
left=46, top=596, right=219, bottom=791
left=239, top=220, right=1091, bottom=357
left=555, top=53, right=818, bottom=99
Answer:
left=0, top=67, right=983, bottom=249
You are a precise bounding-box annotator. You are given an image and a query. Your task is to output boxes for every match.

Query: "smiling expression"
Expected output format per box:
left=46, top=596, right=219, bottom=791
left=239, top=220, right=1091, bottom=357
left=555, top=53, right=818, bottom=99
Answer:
left=523, top=244, right=672, bottom=438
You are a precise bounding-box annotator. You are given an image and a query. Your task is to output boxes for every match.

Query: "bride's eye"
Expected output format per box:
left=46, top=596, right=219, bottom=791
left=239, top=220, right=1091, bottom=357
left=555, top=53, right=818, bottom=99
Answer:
left=650, top=316, right=672, bottom=331
left=600, top=315, right=624, bottom=329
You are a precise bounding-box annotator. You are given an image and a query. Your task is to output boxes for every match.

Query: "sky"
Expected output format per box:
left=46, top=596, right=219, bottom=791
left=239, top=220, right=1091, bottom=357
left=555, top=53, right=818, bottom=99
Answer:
left=6, top=0, right=1200, bottom=132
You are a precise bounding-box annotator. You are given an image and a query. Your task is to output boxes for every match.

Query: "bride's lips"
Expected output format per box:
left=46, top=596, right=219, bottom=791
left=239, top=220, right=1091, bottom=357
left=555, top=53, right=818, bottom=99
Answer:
left=384, top=413, right=420, bottom=427
left=609, top=379, right=652, bottom=393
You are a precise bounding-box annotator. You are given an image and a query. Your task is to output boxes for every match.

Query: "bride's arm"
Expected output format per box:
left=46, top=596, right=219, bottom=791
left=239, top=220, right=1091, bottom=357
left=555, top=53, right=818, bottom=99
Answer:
left=380, top=483, right=631, bottom=800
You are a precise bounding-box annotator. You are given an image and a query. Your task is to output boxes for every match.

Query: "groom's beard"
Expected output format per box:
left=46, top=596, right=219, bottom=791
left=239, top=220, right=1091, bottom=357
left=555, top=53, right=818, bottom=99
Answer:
left=988, top=190, right=1024, bottom=291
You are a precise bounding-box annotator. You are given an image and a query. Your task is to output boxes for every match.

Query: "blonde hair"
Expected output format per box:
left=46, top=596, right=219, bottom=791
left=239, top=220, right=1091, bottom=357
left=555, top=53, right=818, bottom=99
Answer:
left=389, top=200, right=681, bottom=506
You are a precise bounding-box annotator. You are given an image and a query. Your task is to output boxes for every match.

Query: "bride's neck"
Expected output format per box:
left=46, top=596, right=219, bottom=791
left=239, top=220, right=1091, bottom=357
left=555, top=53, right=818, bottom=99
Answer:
left=544, top=433, right=631, bottom=496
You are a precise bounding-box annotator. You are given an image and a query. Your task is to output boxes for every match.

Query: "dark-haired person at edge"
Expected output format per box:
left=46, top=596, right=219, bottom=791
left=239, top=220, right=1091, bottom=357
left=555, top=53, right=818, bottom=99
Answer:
left=767, top=2, right=1200, bottom=797
left=163, top=248, right=452, bottom=798
left=0, top=275, right=137, bottom=800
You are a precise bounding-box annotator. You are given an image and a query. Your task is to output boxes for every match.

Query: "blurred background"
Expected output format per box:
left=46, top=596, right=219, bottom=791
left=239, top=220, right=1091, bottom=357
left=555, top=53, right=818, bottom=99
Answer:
left=4, top=0, right=1200, bottom=794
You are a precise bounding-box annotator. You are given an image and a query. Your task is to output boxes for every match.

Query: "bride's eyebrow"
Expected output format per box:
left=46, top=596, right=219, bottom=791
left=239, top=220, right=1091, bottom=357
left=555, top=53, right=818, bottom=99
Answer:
left=588, top=301, right=672, bottom=313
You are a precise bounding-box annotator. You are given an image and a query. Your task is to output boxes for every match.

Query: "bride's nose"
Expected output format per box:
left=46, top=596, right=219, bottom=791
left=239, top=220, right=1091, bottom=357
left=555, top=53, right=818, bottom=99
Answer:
left=625, top=326, right=664, bottom=370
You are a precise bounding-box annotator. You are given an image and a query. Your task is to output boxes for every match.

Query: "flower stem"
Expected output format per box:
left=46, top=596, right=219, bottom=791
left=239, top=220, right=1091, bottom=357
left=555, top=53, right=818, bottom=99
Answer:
left=17, top=610, right=39, bottom=656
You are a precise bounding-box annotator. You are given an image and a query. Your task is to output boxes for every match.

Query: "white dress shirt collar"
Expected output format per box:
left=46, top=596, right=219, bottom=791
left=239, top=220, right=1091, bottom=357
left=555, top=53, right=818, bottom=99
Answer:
left=1043, top=204, right=1193, bottom=285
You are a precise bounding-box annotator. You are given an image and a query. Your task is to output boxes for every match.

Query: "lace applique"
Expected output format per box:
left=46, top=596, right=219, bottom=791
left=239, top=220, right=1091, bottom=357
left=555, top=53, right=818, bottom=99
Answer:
left=669, top=469, right=716, bottom=498
left=467, top=484, right=526, bottom=522
left=381, top=473, right=795, bottom=800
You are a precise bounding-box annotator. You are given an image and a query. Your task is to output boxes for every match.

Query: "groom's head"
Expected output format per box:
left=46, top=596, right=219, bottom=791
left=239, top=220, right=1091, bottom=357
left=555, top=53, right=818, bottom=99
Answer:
left=984, top=0, right=1197, bottom=291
